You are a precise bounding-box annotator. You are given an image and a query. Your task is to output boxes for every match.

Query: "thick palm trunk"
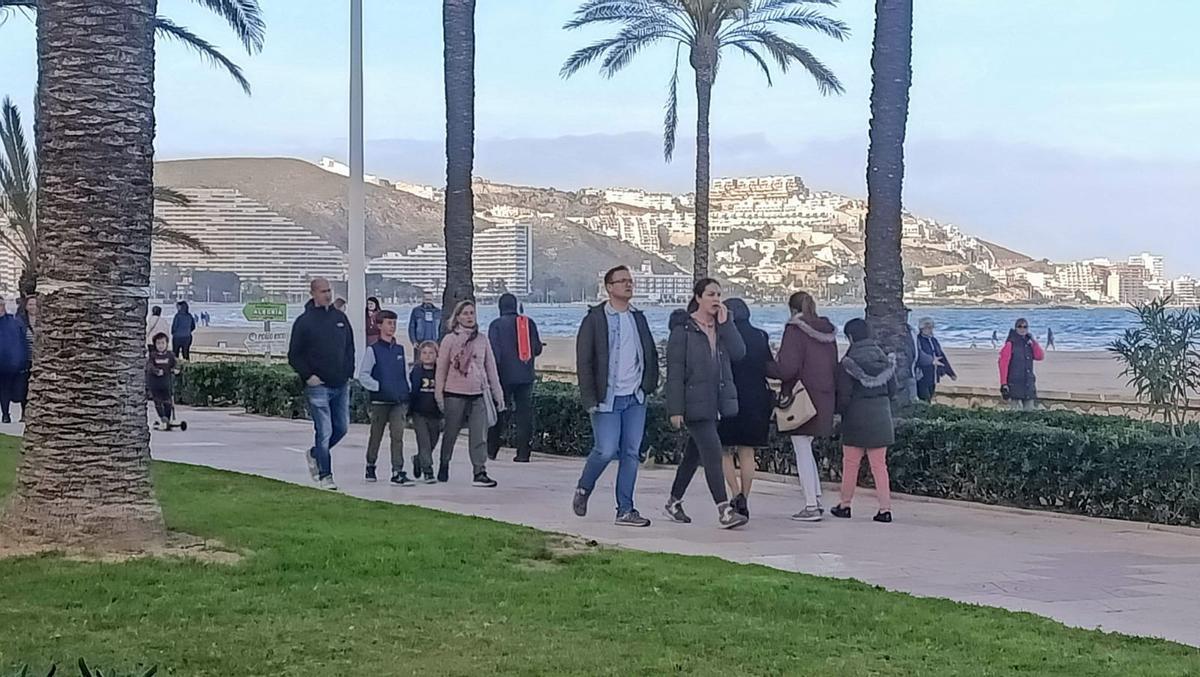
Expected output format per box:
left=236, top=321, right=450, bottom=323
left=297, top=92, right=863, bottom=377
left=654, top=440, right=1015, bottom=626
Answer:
left=441, top=0, right=477, bottom=314
left=692, top=58, right=715, bottom=280
left=863, top=0, right=915, bottom=404
left=1, top=0, right=166, bottom=548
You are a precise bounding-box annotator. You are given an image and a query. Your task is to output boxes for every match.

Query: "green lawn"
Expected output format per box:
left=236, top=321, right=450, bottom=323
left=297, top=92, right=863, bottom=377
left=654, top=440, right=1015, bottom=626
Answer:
left=0, top=440, right=1198, bottom=676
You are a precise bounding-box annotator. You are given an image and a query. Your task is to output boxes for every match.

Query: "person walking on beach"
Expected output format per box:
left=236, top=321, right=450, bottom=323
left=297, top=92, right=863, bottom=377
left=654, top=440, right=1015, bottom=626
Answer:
left=767, top=291, right=838, bottom=522
left=831, top=318, right=897, bottom=524
left=435, top=300, right=506, bottom=488
left=999, top=318, right=1044, bottom=411
left=365, top=297, right=382, bottom=346
left=1046, top=327, right=1056, bottom=350
left=572, top=265, right=660, bottom=527
left=717, top=298, right=773, bottom=520
left=408, top=291, right=443, bottom=357
left=288, top=277, right=356, bottom=491
left=991, top=330, right=999, bottom=350
left=146, top=305, right=170, bottom=351
left=171, top=301, right=196, bottom=360
left=357, top=309, right=414, bottom=486
left=487, top=293, right=544, bottom=463
left=916, top=317, right=956, bottom=402
left=663, top=278, right=749, bottom=530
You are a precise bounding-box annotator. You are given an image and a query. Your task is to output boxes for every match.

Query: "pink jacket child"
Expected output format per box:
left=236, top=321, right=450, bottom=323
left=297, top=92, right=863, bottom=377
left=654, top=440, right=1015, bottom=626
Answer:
left=435, top=326, right=506, bottom=409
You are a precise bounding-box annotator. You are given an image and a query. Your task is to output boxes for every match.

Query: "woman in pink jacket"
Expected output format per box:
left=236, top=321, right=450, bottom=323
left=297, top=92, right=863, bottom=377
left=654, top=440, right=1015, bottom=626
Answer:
left=998, top=318, right=1045, bottom=411
left=435, top=300, right=506, bottom=487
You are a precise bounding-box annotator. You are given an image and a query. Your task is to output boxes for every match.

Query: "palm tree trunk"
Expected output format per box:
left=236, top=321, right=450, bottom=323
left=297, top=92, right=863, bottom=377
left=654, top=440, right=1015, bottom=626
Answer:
left=1, top=0, right=166, bottom=549
left=863, top=0, right=915, bottom=404
left=692, top=59, right=714, bottom=280
left=441, top=0, right=476, bottom=315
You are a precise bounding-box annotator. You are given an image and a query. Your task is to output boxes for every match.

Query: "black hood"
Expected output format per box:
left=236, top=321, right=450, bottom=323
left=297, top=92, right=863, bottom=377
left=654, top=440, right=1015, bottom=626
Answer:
left=669, top=308, right=691, bottom=331
left=177, top=301, right=190, bottom=315
left=498, top=293, right=519, bottom=315
left=724, top=298, right=751, bottom=324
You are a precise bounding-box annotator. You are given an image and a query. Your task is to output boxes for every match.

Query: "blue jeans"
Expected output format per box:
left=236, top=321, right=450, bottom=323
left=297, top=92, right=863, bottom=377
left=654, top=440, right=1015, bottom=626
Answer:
left=306, top=383, right=350, bottom=479
left=577, top=395, right=646, bottom=515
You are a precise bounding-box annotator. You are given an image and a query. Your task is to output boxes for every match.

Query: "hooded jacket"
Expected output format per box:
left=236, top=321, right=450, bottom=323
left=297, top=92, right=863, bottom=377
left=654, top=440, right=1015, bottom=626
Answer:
left=487, top=293, right=543, bottom=387
left=837, top=338, right=898, bottom=448
left=767, top=314, right=839, bottom=437
left=171, top=302, right=196, bottom=341
left=665, top=308, right=746, bottom=422
left=287, top=300, right=356, bottom=388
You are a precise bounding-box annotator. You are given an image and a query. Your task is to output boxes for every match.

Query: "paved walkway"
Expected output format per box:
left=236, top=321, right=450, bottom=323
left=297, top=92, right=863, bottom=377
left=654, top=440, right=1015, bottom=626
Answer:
left=11, top=407, right=1198, bottom=647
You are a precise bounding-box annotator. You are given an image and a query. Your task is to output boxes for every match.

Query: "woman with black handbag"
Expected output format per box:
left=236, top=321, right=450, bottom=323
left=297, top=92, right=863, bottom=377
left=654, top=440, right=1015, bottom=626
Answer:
left=767, top=291, right=839, bottom=522
left=663, top=278, right=748, bottom=529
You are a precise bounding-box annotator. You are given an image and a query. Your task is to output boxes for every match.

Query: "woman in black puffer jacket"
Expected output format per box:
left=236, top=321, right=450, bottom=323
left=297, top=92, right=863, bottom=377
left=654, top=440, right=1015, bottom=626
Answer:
left=663, top=278, right=747, bottom=529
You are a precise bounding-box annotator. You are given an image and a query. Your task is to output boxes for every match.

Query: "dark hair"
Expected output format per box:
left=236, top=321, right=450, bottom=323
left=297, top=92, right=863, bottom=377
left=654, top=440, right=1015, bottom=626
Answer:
left=367, top=296, right=381, bottom=311
left=687, top=277, right=720, bottom=313
left=1014, top=318, right=1029, bottom=328
left=844, top=318, right=871, bottom=342
left=151, top=306, right=162, bottom=316
left=152, top=332, right=169, bottom=345
left=377, top=309, right=398, bottom=321
left=603, top=265, right=630, bottom=285
left=788, top=291, right=818, bottom=319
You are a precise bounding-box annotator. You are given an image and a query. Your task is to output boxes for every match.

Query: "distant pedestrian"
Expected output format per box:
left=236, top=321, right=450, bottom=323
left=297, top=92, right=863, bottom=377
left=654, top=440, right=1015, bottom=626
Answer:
left=916, top=317, right=956, bottom=402
left=767, top=291, right=838, bottom=522
left=287, top=277, right=356, bottom=491
left=435, top=300, right=505, bottom=488
left=408, top=290, right=443, bottom=357
left=14, top=295, right=35, bottom=422
left=999, top=318, right=1044, bottom=411
left=716, top=298, right=773, bottom=520
left=572, top=265, right=660, bottom=528
left=1046, top=327, right=1056, bottom=350
left=204, top=311, right=211, bottom=327
left=408, top=341, right=443, bottom=484
left=146, top=306, right=169, bottom=350
left=146, top=333, right=179, bottom=430
left=171, top=301, right=196, bottom=360
left=991, top=330, right=999, bottom=350
left=357, top=309, right=413, bottom=486
left=487, top=293, right=544, bottom=463
left=663, top=278, right=749, bottom=530
left=0, top=295, right=30, bottom=425
left=366, top=297, right=382, bottom=346
left=831, top=318, right=897, bottom=524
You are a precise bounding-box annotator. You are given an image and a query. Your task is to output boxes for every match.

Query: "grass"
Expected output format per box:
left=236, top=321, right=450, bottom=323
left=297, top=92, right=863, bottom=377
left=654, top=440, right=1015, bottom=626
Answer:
left=0, top=439, right=1198, bottom=676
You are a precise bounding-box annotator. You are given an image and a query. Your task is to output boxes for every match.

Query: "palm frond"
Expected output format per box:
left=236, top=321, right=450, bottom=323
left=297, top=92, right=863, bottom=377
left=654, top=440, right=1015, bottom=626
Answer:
left=0, top=97, right=35, bottom=263
left=154, top=16, right=253, bottom=95
left=754, top=7, right=849, bottom=40
left=152, top=219, right=212, bottom=255
left=599, top=21, right=675, bottom=76
left=561, top=36, right=628, bottom=78
left=730, top=42, right=773, bottom=85
left=755, top=0, right=839, bottom=11
left=663, top=47, right=681, bottom=162
left=728, top=29, right=843, bottom=94
left=153, top=186, right=192, bottom=207
left=184, top=0, right=265, bottom=54
left=564, top=0, right=671, bottom=29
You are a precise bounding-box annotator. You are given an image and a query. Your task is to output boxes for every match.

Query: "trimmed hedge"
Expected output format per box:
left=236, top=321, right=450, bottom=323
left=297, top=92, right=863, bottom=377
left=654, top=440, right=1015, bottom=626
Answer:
left=177, top=362, right=1200, bottom=527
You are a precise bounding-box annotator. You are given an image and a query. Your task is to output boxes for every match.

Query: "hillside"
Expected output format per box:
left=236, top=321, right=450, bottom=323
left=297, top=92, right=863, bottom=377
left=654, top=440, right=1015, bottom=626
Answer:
left=154, top=158, right=678, bottom=294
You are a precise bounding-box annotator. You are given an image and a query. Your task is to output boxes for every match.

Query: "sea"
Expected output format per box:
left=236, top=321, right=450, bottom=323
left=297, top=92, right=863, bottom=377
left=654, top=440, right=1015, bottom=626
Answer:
left=179, top=302, right=1139, bottom=352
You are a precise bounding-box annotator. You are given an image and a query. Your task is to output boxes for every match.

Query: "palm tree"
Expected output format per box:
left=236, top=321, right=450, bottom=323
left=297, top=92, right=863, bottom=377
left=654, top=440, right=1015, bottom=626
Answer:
left=0, top=0, right=165, bottom=549
left=862, top=0, right=914, bottom=402
left=1, top=98, right=210, bottom=299
left=0, top=0, right=264, bottom=94
left=562, top=0, right=848, bottom=278
left=442, top=0, right=477, bottom=313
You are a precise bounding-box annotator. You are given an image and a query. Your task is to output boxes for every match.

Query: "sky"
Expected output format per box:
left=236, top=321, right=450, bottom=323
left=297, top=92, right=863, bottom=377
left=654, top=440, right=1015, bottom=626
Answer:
left=1, top=0, right=1197, bottom=275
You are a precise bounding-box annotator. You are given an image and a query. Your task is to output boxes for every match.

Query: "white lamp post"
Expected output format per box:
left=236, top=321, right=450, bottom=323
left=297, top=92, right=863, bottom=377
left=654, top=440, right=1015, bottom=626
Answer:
left=348, top=0, right=367, bottom=350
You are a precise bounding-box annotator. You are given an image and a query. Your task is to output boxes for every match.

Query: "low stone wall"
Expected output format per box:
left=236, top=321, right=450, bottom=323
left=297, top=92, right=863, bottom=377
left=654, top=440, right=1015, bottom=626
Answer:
left=932, top=385, right=1200, bottom=422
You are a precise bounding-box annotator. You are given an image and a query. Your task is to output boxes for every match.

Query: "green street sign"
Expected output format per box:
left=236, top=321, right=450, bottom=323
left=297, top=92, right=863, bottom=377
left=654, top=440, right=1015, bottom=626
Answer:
left=242, top=302, right=288, bottom=323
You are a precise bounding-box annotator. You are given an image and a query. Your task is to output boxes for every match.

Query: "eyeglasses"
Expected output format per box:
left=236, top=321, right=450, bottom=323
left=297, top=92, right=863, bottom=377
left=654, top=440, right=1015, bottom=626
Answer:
left=608, top=278, right=633, bottom=285
left=1016, top=325, right=1028, bottom=329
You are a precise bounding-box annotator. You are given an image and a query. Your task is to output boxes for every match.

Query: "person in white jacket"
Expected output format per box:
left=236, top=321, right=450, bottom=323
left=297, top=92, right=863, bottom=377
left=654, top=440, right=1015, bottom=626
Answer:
left=146, top=306, right=170, bottom=350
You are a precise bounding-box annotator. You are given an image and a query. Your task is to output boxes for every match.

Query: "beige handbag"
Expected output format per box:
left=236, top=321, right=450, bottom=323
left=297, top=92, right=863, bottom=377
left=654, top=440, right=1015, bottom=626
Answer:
left=774, top=381, right=817, bottom=433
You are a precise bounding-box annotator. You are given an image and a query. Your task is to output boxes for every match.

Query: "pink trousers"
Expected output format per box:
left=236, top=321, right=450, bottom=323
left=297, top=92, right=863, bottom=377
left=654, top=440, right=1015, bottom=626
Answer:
left=839, top=446, right=891, bottom=512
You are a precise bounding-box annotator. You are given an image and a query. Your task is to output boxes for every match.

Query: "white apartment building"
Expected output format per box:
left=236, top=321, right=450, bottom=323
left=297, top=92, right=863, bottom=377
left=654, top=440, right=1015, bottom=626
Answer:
left=1053, top=259, right=1110, bottom=298
left=1128, top=252, right=1165, bottom=282
left=1171, top=276, right=1198, bottom=306
left=711, top=176, right=809, bottom=201
left=597, top=260, right=692, bottom=304
left=152, top=188, right=348, bottom=301
left=602, top=188, right=676, bottom=211
left=367, top=224, right=533, bottom=296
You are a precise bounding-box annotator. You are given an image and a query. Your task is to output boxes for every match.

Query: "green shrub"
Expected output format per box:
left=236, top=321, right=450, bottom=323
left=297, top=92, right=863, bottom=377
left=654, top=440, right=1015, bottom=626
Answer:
left=4, top=660, right=156, bottom=677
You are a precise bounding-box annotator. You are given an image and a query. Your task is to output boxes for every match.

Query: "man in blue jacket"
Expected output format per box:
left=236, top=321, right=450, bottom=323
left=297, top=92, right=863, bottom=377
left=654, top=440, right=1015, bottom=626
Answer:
left=287, top=277, right=356, bottom=490
left=357, top=309, right=413, bottom=486
left=407, top=291, right=442, bottom=356
left=486, top=293, right=543, bottom=462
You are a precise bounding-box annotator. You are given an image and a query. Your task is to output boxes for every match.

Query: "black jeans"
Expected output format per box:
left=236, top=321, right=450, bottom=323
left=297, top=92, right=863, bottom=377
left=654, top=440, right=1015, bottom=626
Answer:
left=669, top=420, right=728, bottom=505
left=916, top=375, right=936, bottom=402
left=487, top=382, right=534, bottom=461
left=0, top=372, right=19, bottom=418
left=173, top=336, right=193, bottom=360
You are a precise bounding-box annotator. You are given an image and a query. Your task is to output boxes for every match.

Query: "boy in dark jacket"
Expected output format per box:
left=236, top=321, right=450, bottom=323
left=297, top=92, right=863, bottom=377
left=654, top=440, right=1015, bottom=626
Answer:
left=146, top=333, right=179, bottom=429
left=409, top=340, right=442, bottom=484
left=486, top=293, right=543, bottom=462
left=357, top=310, right=412, bottom=486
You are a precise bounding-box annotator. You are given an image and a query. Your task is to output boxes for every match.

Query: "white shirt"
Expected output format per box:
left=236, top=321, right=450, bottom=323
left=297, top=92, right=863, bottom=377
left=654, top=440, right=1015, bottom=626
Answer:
left=611, top=308, right=642, bottom=397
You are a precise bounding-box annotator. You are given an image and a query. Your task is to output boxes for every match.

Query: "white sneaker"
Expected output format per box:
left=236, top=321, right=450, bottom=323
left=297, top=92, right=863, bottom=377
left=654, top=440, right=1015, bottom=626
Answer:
left=305, top=448, right=320, bottom=481
left=319, top=477, right=338, bottom=491
left=791, top=506, right=823, bottom=522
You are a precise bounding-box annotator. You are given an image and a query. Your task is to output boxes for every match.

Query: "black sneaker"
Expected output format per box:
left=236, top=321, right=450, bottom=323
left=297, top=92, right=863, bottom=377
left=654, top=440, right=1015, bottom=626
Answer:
left=732, top=493, right=749, bottom=518
left=422, top=468, right=437, bottom=484
left=615, top=509, right=651, bottom=527
left=390, top=471, right=414, bottom=487
left=830, top=504, right=852, bottom=519
left=663, top=498, right=691, bottom=524
left=874, top=511, right=893, bottom=523
left=718, top=502, right=749, bottom=529
left=1, top=414, right=10, bottom=424
left=572, top=488, right=589, bottom=517
left=513, top=455, right=530, bottom=463
left=472, top=472, right=498, bottom=488
left=437, top=465, right=449, bottom=483
left=365, top=465, right=377, bottom=483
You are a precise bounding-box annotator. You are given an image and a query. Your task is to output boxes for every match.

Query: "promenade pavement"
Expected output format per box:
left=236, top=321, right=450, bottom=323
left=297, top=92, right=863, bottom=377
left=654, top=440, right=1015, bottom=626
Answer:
left=5, top=406, right=1198, bottom=647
